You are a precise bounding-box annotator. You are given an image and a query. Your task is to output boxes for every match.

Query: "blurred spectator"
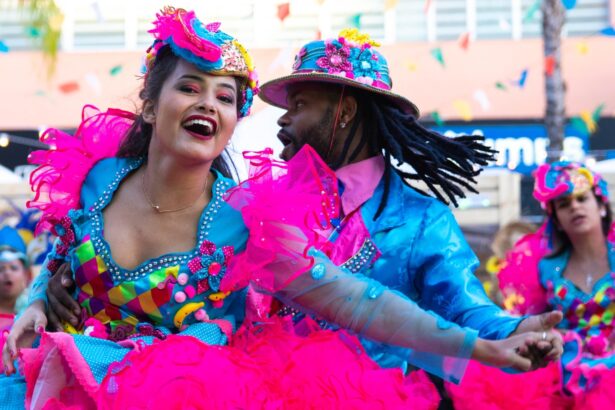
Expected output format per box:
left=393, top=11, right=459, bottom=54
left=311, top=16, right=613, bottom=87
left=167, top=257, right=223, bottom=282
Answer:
left=0, top=244, right=30, bottom=329
left=478, top=221, right=537, bottom=307
left=0, top=227, right=32, bottom=327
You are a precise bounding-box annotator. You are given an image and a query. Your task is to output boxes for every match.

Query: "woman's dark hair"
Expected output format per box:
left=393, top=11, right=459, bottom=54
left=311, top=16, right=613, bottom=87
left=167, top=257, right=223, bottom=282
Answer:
left=116, top=45, right=238, bottom=179
left=547, top=192, right=613, bottom=257
left=332, top=87, right=495, bottom=220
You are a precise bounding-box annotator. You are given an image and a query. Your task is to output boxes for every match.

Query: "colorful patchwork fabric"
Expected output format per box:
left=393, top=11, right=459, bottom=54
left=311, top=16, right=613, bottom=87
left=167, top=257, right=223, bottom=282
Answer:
left=548, top=280, right=615, bottom=356
left=540, top=246, right=615, bottom=393
left=60, top=157, right=249, bottom=340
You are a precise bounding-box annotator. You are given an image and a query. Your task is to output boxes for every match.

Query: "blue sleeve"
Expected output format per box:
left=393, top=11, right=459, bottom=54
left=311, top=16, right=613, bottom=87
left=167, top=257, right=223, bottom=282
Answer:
left=411, top=202, right=524, bottom=340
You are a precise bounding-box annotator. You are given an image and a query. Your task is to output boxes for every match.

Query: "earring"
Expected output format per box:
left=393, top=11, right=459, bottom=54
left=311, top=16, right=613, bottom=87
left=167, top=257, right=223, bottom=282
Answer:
left=600, top=209, right=607, bottom=217
left=340, top=122, right=346, bottom=129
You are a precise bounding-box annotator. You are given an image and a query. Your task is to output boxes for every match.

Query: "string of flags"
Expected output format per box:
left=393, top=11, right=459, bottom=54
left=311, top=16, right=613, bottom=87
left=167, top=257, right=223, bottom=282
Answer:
left=46, top=64, right=125, bottom=95
left=2, top=0, right=611, bottom=129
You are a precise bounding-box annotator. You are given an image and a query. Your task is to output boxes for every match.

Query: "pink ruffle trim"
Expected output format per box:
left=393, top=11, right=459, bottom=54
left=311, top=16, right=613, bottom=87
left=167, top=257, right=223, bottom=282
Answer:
left=28, top=105, right=134, bottom=234
left=20, top=332, right=99, bottom=409
left=497, top=224, right=550, bottom=315
left=94, top=317, right=439, bottom=409
left=222, top=146, right=340, bottom=294
left=446, top=360, right=566, bottom=410
left=447, top=359, right=615, bottom=409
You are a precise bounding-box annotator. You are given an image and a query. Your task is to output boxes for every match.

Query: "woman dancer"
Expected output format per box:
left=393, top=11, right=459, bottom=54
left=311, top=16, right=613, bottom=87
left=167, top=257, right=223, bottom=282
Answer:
left=448, top=161, right=615, bottom=408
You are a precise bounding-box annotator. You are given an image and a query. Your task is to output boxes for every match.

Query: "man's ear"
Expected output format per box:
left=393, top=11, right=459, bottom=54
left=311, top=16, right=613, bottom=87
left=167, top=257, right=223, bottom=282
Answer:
left=142, top=100, right=156, bottom=124
left=340, top=94, right=358, bottom=125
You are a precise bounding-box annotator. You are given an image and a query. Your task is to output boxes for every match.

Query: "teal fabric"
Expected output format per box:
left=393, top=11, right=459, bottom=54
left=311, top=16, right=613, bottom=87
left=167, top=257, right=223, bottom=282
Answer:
left=0, top=373, right=26, bottom=410
left=74, top=321, right=231, bottom=384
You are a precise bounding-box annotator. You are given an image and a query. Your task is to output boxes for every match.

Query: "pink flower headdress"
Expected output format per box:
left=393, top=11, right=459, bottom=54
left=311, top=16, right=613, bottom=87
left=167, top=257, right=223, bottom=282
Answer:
left=533, top=161, right=609, bottom=211
left=143, top=7, right=259, bottom=117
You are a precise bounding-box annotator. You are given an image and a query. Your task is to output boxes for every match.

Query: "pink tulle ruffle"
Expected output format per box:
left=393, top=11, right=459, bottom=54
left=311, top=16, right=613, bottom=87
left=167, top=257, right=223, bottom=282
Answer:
left=446, top=360, right=566, bottom=410
left=222, top=146, right=340, bottom=294
left=447, top=359, right=615, bottom=409
left=95, top=317, right=439, bottom=409
left=28, top=105, right=134, bottom=234
left=497, top=224, right=550, bottom=315
left=19, top=331, right=99, bottom=409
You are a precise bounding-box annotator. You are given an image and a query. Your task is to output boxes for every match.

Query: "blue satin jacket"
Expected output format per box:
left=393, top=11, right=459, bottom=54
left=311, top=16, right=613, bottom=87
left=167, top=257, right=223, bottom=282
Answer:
left=351, top=170, right=523, bottom=368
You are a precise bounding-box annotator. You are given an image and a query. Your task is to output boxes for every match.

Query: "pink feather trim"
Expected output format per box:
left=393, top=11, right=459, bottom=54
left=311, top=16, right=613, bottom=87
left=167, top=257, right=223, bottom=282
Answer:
left=27, top=106, right=134, bottom=234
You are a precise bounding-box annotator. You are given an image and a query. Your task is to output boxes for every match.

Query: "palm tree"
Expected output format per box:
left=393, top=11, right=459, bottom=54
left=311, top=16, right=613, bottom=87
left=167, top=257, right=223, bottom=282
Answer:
left=541, top=0, right=566, bottom=161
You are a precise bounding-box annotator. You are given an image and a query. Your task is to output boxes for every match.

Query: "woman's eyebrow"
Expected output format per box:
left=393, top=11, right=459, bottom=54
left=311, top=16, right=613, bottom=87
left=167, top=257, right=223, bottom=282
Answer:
left=178, top=74, right=204, bottom=83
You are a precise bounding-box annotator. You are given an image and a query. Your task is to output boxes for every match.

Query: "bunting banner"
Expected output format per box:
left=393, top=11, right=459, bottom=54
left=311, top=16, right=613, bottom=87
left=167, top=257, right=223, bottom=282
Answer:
left=277, top=3, right=290, bottom=23
left=430, top=47, right=445, bottom=67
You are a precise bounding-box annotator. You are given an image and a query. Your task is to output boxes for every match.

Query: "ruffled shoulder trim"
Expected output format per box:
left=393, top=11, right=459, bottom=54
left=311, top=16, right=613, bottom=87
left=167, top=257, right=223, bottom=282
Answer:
left=221, top=145, right=340, bottom=293
left=28, top=105, right=135, bottom=234
left=497, top=223, right=550, bottom=315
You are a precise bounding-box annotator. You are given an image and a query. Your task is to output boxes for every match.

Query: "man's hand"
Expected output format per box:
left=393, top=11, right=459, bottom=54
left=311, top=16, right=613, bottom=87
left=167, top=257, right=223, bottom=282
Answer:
left=46, top=262, right=80, bottom=331
left=512, top=311, right=564, bottom=367
left=514, top=311, right=563, bottom=334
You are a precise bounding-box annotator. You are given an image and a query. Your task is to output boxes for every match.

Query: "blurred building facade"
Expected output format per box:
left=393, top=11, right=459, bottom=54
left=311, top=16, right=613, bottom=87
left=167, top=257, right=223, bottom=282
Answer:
left=0, top=0, right=614, bottom=181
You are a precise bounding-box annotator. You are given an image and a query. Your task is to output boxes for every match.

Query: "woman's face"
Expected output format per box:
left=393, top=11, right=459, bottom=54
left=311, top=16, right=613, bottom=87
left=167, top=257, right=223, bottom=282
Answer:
left=0, top=260, right=28, bottom=302
left=144, top=59, right=239, bottom=164
left=553, top=191, right=604, bottom=237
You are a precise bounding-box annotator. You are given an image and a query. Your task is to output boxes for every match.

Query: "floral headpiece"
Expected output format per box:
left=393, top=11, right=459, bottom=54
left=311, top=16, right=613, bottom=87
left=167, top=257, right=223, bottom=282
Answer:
left=143, top=7, right=259, bottom=118
left=259, top=28, right=419, bottom=117
left=533, top=161, right=609, bottom=210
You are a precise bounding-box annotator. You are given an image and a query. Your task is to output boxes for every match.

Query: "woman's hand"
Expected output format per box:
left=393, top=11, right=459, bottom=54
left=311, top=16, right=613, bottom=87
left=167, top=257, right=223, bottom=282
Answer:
left=1, top=300, right=47, bottom=375
left=472, top=331, right=561, bottom=372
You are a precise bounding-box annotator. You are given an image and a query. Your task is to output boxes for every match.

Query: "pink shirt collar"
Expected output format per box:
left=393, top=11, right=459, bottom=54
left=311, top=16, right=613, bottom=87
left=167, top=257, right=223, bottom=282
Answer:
left=335, top=156, right=385, bottom=215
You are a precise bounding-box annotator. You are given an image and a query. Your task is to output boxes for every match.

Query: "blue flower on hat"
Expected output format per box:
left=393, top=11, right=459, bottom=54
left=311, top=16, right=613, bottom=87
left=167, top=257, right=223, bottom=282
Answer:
left=351, top=46, right=383, bottom=85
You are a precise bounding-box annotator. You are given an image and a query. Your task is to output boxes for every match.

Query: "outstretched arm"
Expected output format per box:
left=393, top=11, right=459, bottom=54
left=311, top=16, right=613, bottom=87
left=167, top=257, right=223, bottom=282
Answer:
left=411, top=202, right=523, bottom=340
left=252, top=225, right=550, bottom=382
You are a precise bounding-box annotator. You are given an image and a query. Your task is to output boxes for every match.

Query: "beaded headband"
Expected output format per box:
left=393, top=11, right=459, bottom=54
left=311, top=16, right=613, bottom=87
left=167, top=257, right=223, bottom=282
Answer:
left=143, top=7, right=259, bottom=118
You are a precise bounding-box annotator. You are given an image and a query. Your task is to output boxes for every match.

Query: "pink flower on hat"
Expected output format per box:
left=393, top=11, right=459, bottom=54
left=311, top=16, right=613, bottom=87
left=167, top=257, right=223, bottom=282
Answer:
left=316, top=41, right=352, bottom=74
left=292, top=47, right=307, bottom=70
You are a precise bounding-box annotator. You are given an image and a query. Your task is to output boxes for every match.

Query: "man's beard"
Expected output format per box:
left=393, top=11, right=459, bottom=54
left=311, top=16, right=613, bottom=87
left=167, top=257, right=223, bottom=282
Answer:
left=295, top=107, right=337, bottom=167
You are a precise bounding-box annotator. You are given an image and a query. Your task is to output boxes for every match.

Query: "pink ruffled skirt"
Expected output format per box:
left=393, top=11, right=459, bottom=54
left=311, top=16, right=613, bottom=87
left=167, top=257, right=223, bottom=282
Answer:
left=18, top=319, right=439, bottom=409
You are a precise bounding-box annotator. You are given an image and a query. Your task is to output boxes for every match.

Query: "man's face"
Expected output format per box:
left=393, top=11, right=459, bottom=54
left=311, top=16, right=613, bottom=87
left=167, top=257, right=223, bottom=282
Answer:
left=276, top=83, right=338, bottom=163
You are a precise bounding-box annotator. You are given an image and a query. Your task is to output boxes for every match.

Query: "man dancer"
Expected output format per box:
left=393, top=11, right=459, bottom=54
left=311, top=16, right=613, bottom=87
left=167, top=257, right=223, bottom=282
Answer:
left=256, top=28, right=562, bottom=371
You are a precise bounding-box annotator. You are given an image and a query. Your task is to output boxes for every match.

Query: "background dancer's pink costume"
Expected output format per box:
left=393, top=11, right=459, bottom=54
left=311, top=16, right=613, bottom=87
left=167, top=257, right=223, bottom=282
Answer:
left=448, top=162, right=615, bottom=409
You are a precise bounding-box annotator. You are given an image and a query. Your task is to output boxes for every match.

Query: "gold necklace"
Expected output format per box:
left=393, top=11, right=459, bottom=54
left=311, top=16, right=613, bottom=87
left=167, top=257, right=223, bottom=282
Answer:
left=140, top=169, right=209, bottom=214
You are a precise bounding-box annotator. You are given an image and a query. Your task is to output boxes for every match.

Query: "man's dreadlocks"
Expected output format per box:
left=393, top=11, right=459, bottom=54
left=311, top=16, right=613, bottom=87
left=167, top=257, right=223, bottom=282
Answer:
left=332, top=89, right=496, bottom=220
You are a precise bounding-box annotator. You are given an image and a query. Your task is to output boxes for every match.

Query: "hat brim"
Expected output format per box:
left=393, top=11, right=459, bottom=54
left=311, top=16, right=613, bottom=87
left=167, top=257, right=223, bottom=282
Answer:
left=259, top=72, right=420, bottom=118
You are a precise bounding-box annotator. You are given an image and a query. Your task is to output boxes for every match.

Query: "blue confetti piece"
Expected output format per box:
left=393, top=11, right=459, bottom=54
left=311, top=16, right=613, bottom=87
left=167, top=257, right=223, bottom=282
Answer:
left=518, top=69, right=528, bottom=88
left=600, top=27, right=615, bottom=36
